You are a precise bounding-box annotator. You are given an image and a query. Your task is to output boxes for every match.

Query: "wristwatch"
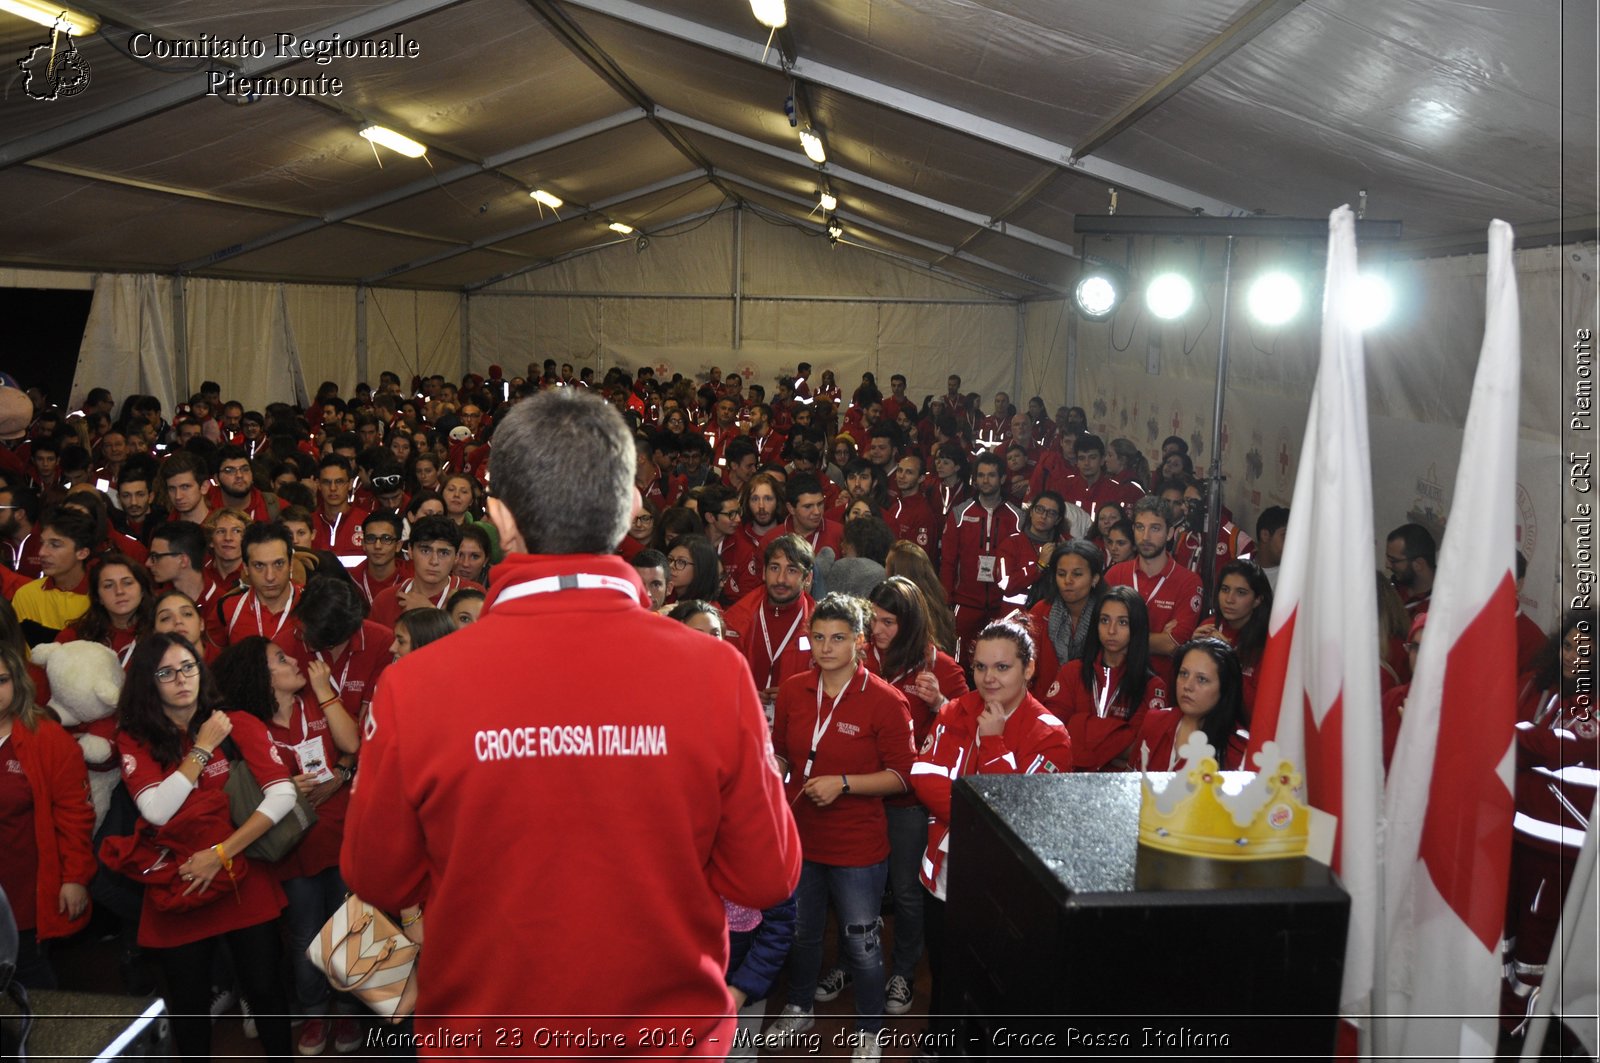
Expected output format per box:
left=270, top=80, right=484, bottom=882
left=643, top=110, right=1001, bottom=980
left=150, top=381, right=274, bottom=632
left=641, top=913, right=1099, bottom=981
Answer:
left=336, top=764, right=354, bottom=784
left=841, top=774, right=850, bottom=794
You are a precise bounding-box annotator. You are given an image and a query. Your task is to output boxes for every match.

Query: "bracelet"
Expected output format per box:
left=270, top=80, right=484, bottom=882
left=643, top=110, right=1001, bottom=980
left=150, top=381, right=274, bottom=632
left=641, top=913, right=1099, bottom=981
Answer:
left=400, top=911, right=422, bottom=927
left=318, top=696, right=341, bottom=708
left=188, top=747, right=211, bottom=767
left=212, top=843, right=235, bottom=877
left=841, top=774, right=850, bottom=795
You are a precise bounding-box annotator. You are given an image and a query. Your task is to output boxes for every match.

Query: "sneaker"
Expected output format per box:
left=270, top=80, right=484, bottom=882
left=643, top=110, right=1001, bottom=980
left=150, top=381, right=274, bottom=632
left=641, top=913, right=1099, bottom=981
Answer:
left=297, top=1018, right=328, bottom=1056
left=209, top=985, right=237, bottom=1020
left=762, top=1005, right=815, bottom=1046
left=332, top=1017, right=363, bottom=1053
left=885, top=974, right=914, bottom=1014
left=814, top=966, right=853, bottom=1002
left=240, top=999, right=258, bottom=1040
left=851, top=1031, right=885, bottom=1061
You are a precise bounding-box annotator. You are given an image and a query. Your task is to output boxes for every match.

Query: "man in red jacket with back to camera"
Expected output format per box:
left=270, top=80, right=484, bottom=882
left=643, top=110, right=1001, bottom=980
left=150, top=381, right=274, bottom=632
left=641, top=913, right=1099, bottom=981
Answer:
left=343, top=387, right=801, bottom=1057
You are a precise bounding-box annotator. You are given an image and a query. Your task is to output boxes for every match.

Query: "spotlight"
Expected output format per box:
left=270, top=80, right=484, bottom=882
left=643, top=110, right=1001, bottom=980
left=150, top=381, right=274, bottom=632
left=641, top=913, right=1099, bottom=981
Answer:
left=1145, top=273, right=1195, bottom=321
left=1247, top=271, right=1303, bottom=326
left=818, top=191, right=837, bottom=212
left=1351, top=273, right=1395, bottom=331
left=826, top=216, right=843, bottom=243
left=1073, top=269, right=1123, bottom=320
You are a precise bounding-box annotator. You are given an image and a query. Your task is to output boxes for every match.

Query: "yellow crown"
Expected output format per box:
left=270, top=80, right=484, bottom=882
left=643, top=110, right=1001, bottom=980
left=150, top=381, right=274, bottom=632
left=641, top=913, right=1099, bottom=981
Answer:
left=1138, top=735, right=1310, bottom=861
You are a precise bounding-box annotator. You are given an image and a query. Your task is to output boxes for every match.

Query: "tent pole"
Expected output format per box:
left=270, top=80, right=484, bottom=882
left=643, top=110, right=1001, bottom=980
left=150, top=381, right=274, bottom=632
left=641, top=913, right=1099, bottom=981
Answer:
left=172, top=274, right=189, bottom=404
left=355, top=286, right=369, bottom=390
left=732, top=205, right=743, bottom=351
left=1013, top=302, right=1025, bottom=408
left=460, top=292, right=470, bottom=379
left=1200, top=234, right=1236, bottom=609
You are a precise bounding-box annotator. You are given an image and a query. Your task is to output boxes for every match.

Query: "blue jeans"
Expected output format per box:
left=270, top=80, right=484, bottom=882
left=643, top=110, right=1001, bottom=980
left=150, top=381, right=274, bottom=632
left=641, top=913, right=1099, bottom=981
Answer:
left=885, top=802, right=927, bottom=979
left=787, top=859, right=889, bottom=1033
left=282, top=865, right=348, bottom=1013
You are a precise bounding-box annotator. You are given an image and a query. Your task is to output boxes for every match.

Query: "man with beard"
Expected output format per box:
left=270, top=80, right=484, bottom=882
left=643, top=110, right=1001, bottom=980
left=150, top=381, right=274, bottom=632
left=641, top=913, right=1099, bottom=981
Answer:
left=1386, top=522, right=1437, bottom=615
left=747, top=403, right=786, bottom=465
left=1103, top=496, right=1202, bottom=686
left=0, top=482, right=42, bottom=578
left=772, top=474, right=844, bottom=557
left=723, top=533, right=817, bottom=704
left=887, top=453, right=939, bottom=559
left=207, top=444, right=280, bottom=523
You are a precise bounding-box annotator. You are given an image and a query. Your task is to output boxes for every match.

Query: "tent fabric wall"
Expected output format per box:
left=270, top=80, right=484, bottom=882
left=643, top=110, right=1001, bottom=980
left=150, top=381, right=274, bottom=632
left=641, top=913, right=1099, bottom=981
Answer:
left=73, top=273, right=177, bottom=413
left=284, top=285, right=359, bottom=399
left=470, top=207, right=1020, bottom=398
left=365, top=289, right=463, bottom=388
left=183, top=278, right=298, bottom=409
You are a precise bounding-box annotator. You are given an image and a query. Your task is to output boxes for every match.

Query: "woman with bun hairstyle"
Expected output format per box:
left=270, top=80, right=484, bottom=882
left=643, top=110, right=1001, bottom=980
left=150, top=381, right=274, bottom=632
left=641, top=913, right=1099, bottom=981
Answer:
left=0, top=641, right=94, bottom=987
left=115, top=631, right=295, bottom=1059
left=1042, top=585, right=1166, bottom=770
left=1132, top=637, right=1246, bottom=771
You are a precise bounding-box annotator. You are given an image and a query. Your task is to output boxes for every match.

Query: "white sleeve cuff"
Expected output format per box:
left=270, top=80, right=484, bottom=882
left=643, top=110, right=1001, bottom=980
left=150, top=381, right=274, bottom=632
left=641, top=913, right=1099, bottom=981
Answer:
left=255, top=779, right=299, bottom=825
left=134, top=771, right=198, bottom=826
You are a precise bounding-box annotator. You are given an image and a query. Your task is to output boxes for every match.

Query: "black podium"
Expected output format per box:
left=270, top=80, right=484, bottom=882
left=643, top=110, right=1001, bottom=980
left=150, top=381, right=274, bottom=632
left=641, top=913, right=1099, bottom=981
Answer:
left=947, top=773, right=1349, bottom=1059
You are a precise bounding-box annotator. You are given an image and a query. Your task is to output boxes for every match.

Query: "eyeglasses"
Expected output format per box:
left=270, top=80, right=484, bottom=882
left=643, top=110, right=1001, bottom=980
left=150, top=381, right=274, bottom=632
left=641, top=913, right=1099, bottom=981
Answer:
left=366, top=534, right=400, bottom=545
left=717, top=510, right=741, bottom=521
left=632, top=514, right=654, bottom=527
left=668, top=556, right=693, bottom=570
left=145, top=550, right=181, bottom=560
left=1032, top=507, right=1061, bottom=519
left=154, top=660, right=200, bottom=684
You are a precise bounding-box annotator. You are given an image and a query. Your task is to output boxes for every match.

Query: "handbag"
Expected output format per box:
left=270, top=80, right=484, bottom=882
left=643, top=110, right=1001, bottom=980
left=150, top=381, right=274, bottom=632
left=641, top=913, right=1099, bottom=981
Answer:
left=307, top=895, right=420, bottom=1022
left=220, top=737, right=317, bottom=862
left=98, top=790, right=248, bottom=912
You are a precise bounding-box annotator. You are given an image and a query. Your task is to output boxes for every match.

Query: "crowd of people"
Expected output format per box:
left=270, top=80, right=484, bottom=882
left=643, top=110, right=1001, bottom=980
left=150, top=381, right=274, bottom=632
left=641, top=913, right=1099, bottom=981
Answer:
left=0, top=355, right=1589, bottom=1059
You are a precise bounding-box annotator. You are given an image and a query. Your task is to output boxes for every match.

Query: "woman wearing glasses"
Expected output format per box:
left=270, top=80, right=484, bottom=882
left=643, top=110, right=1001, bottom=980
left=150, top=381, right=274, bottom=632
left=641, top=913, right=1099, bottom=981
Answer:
left=115, top=633, right=296, bottom=1059
left=664, top=534, right=722, bottom=606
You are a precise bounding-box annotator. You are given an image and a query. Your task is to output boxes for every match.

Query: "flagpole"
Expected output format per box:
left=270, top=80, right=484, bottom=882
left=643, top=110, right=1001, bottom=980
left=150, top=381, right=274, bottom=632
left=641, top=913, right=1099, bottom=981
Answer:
left=1200, top=234, right=1236, bottom=609
left=1520, top=790, right=1600, bottom=1060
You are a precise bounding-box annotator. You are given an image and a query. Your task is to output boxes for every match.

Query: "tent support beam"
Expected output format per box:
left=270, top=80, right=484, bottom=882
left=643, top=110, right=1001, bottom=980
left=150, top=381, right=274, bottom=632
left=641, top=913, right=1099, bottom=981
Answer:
left=559, top=0, right=1247, bottom=216
left=356, top=286, right=370, bottom=386
left=660, top=109, right=1079, bottom=261
left=171, top=275, right=189, bottom=402
left=518, top=0, right=746, bottom=209
left=472, top=291, right=1013, bottom=306
left=178, top=110, right=647, bottom=272
left=719, top=172, right=1064, bottom=297
left=359, top=171, right=705, bottom=284
left=464, top=204, right=729, bottom=290
left=732, top=205, right=743, bottom=351
left=1069, top=0, right=1308, bottom=162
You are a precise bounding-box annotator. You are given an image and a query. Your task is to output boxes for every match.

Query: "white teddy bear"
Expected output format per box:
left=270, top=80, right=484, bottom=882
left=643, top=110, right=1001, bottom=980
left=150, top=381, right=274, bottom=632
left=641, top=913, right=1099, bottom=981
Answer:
left=32, top=641, right=125, bottom=831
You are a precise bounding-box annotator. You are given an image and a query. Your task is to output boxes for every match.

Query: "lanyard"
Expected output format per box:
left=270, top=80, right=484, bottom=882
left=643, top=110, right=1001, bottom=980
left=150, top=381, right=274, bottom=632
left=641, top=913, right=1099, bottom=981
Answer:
left=802, top=670, right=856, bottom=781
left=1133, top=563, right=1170, bottom=606
left=493, top=572, right=640, bottom=608
left=758, top=604, right=805, bottom=688
left=316, top=646, right=354, bottom=696
left=322, top=508, right=345, bottom=545
left=117, top=641, right=136, bottom=668
left=9, top=531, right=30, bottom=570
left=233, top=585, right=293, bottom=638
left=404, top=576, right=460, bottom=609
left=1096, top=664, right=1114, bottom=718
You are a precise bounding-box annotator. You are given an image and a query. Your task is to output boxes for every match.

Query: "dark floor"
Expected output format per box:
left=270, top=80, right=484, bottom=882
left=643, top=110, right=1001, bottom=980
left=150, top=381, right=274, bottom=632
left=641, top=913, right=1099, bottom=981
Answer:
left=39, top=906, right=938, bottom=1060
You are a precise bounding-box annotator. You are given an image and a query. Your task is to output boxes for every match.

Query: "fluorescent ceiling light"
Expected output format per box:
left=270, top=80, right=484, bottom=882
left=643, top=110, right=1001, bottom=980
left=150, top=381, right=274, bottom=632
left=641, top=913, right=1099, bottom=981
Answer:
left=608, top=222, right=634, bottom=234
left=359, top=125, right=427, bottom=158
left=530, top=189, right=563, bottom=209
left=750, top=0, right=786, bottom=28
left=818, top=191, right=837, bottom=212
left=799, top=128, right=826, bottom=165
left=0, top=0, right=100, bottom=34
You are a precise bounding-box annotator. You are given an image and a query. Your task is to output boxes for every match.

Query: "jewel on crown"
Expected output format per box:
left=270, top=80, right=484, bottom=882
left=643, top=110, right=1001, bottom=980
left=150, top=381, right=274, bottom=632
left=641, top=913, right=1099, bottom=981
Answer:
left=1138, top=736, right=1310, bottom=861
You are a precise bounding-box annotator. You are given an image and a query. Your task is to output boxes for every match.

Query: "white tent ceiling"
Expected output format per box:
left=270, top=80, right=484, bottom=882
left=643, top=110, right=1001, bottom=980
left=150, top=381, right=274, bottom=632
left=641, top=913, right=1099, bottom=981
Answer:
left=0, top=0, right=1592, bottom=295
